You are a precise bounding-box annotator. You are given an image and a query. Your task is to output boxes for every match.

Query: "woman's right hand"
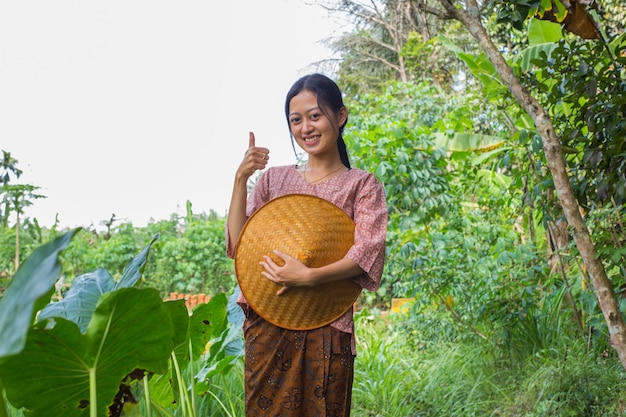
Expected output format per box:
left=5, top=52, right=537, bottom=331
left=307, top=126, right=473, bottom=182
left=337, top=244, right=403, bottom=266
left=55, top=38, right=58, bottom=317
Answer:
left=227, top=131, right=269, bottom=249
left=237, top=132, right=269, bottom=181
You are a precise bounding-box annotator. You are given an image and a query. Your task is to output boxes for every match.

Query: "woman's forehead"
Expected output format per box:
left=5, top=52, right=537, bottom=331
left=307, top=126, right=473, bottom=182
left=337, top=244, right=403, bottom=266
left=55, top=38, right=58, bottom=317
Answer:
left=289, top=91, right=320, bottom=113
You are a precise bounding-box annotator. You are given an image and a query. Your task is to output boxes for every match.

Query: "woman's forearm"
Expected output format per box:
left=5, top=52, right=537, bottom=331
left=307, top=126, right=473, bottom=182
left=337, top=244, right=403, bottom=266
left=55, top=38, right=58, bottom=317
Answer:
left=308, top=257, right=365, bottom=286
left=227, top=175, right=249, bottom=247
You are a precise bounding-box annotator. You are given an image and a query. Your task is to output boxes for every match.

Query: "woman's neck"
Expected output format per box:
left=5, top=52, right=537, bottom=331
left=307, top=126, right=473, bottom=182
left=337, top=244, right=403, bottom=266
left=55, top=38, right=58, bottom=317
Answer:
left=300, top=158, right=347, bottom=184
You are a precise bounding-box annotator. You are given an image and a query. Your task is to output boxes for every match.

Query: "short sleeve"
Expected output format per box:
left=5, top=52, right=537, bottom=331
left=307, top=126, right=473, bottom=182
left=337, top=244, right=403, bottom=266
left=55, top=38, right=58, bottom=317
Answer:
left=345, top=174, right=387, bottom=291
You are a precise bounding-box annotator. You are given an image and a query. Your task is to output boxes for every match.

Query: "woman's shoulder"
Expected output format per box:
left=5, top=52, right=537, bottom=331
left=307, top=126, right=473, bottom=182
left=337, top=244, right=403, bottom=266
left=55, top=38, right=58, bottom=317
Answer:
left=266, top=164, right=298, bottom=174
left=347, top=167, right=373, bottom=177
left=261, top=164, right=298, bottom=179
left=346, top=167, right=383, bottom=185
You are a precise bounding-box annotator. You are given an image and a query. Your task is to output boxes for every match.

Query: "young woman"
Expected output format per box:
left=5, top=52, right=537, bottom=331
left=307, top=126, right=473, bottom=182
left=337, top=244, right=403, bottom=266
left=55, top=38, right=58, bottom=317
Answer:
left=226, top=73, right=387, bottom=416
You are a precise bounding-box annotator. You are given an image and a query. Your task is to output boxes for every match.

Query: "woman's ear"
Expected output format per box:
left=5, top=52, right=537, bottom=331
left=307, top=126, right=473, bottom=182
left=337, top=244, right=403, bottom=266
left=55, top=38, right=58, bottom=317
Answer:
left=338, top=106, right=348, bottom=127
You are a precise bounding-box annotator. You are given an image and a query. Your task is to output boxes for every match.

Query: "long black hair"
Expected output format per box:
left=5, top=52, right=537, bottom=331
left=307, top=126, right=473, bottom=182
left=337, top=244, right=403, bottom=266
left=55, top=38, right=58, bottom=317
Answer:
left=284, top=73, right=351, bottom=169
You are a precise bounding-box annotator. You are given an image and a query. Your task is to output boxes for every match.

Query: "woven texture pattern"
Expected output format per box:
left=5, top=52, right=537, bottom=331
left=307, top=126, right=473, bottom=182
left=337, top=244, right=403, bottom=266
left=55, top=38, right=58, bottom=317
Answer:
left=235, top=194, right=361, bottom=330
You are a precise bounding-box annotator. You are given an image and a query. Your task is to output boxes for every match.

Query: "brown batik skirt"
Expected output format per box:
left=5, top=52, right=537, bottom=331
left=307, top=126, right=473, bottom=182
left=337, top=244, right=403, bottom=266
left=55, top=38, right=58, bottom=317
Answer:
left=243, top=310, right=355, bottom=417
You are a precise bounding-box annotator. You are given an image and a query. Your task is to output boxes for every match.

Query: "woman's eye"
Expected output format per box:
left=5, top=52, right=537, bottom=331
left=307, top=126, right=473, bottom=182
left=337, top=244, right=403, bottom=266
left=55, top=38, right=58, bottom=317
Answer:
left=290, top=117, right=300, bottom=124
left=310, top=113, right=320, bottom=120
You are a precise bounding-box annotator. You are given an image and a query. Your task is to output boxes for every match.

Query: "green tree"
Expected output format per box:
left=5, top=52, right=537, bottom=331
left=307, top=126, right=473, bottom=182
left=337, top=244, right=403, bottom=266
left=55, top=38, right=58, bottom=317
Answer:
left=0, top=151, right=46, bottom=274
left=345, top=77, right=550, bottom=341
left=318, top=0, right=460, bottom=94
left=0, top=184, right=45, bottom=272
left=346, top=82, right=454, bottom=304
left=325, top=0, right=626, bottom=367
left=56, top=207, right=234, bottom=299
left=0, top=151, right=22, bottom=185
left=0, top=150, right=24, bottom=227
left=435, top=0, right=626, bottom=369
left=152, top=215, right=234, bottom=296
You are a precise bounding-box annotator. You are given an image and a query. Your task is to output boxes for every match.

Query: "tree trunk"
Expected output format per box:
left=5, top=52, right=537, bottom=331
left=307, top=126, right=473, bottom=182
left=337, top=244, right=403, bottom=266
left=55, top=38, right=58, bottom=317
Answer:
left=14, top=211, right=20, bottom=272
left=436, top=0, right=626, bottom=370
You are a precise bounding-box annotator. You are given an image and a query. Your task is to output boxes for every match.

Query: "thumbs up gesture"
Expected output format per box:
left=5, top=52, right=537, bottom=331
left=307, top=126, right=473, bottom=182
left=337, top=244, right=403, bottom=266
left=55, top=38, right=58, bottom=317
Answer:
left=237, top=132, right=270, bottom=181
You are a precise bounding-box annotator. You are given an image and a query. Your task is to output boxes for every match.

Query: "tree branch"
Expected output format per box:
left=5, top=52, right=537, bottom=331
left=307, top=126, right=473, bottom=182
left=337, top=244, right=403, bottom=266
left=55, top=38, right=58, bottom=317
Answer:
left=414, top=0, right=453, bottom=19
left=436, top=0, right=626, bottom=371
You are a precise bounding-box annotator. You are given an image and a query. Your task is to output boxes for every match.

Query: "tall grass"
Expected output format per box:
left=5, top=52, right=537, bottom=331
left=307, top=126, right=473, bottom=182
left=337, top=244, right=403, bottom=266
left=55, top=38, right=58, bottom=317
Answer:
left=352, top=311, right=421, bottom=416
left=195, top=357, right=244, bottom=417
left=351, top=306, right=626, bottom=417
left=5, top=306, right=626, bottom=416
left=134, top=356, right=244, bottom=417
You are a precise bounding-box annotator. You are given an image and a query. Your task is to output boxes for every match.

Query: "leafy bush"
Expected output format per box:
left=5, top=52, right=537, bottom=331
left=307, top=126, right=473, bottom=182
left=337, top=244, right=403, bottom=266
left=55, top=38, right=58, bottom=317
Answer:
left=0, top=230, right=243, bottom=417
left=150, top=217, right=234, bottom=295
left=352, top=308, right=626, bottom=417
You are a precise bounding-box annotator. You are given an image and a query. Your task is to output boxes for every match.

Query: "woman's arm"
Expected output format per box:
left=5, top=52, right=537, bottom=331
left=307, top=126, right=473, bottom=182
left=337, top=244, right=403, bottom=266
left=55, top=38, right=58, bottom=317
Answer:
left=260, top=251, right=365, bottom=295
left=226, top=132, right=269, bottom=250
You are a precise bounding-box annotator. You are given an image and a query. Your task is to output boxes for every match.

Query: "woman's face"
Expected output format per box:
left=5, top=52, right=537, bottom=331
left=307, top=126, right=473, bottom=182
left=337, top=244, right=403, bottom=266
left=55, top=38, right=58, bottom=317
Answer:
left=288, top=90, right=347, bottom=157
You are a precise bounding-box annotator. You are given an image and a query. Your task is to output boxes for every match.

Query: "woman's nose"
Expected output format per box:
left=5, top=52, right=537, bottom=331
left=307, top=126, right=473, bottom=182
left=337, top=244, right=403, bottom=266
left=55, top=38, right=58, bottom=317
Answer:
left=302, top=119, right=313, bottom=132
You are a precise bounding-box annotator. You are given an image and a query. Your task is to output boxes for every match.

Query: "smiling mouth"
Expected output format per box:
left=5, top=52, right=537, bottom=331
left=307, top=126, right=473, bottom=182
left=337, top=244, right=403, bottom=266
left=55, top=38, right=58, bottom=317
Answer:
left=303, top=136, right=320, bottom=143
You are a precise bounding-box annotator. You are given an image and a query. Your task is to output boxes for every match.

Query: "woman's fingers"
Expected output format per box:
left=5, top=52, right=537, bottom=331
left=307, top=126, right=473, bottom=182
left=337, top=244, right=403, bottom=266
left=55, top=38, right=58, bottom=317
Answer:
left=260, top=250, right=308, bottom=296
left=244, top=131, right=270, bottom=167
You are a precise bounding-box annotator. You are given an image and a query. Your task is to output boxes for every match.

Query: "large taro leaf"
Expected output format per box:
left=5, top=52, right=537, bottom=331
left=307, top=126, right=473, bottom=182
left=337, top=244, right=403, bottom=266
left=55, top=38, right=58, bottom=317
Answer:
left=189, top=293, right=228, bottom=361
left=0, top=229, right=78, bottom=358
left=37, top=268, right=116, bottom=333
left=115, top=233, right=159, bottom=289
left=164, top=299, right=190, bottom=350
left=148, top=295, right=230, bottom=408
left=225, top=286, right=244, bottom=357
left=0, top=287, right=177, bottom=417
left=144, top=299, right=189, bottom=409
left=195, top=294, right=242, bottom=389
left=37, top=234, right=159, bottom=333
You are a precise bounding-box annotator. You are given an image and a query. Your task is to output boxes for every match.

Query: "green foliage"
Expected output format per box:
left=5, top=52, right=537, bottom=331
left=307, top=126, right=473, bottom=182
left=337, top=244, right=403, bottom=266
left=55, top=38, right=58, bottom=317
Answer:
left=327, top=0, right=472, bottom=94
left=0, top=231, right=244, bottom=417
left=347, top=82, right=454, bottom=225
left=584, top=204, right=626, bottom=293
left=144, top=293, right=243, bottom=417
left=344, top=78, right=539, bottom=328
left=491, top=2, right=626, bottom=208
left=0, top=151, right=25, bottom=229
left=535, top=35, right=626, bottom=206
left=89, top=223, right=144, bottom=276
left=0, top=230, right=78, bottom=357
left=432, top=9, right=625, bottom=363
left=399, top=203, right=547, bottom=345
left=3, top=1, right=625, bottom=414
left=352, top=309, right=626, bottom=416
left=151, top=217, right=234, bottom=295
left=352, top=311, right=419, bottom=416
left=0, top=228, right=15, bottom=288
left=51, top=210, right=234, bottom=298
left=1, top=289, right=176, bottom=417
left=194, top=357, right=244, bottom=417
left=401, top=21, right=475, bottom=89
left=345, top=82, right=455, bottom=305
left=37, top=234, right=158, bottom=332
left=0, top=184, right=45, bottom=226
left=0, top=151, right=22, bottom=186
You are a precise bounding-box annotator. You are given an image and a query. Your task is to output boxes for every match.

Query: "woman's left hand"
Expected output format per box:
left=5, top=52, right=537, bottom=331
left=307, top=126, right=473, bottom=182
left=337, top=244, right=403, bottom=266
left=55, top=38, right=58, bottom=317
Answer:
left=260, top=250, right=314, bottom=296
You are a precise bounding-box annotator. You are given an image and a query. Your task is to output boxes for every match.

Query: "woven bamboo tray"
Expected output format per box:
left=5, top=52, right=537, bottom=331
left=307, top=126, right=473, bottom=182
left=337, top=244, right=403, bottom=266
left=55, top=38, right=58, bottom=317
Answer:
left=235, top=194, right=361, bottom=330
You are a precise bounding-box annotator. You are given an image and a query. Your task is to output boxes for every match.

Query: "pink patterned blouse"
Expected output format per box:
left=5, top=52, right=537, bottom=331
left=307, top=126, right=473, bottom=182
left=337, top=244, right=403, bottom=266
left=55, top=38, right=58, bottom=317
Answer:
left=226, top=164, right=387, bottom=352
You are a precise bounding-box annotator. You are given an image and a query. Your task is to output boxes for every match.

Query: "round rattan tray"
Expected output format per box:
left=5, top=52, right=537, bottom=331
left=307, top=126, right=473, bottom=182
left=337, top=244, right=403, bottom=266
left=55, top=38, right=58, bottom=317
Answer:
left=235, top=194, right=361, bottom=330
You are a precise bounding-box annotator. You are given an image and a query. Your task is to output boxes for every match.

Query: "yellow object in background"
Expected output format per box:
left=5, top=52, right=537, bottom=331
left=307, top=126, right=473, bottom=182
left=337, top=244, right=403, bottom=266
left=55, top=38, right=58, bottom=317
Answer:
left=391, top=298, right=415, bottom=314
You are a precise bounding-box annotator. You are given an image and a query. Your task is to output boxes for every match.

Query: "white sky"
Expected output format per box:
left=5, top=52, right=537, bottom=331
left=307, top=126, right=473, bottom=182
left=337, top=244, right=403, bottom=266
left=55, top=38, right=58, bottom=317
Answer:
left=1, top=1, right=344, bottom=230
